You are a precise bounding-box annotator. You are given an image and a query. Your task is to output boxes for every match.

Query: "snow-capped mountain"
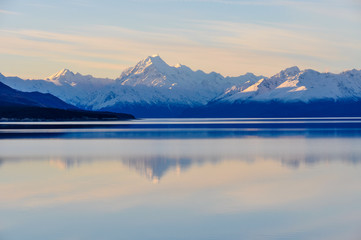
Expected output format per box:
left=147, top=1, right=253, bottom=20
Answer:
left=94, top=55, right=262, bottom=112
left=0, top=55, right=263, bottom=116
left=217, top=67, right=361, bottom=103
left=0, top=55, right=360, bottom=117
left=0, top=69, right=114, bottom=109
left=0, top=81, right=75, bottom=109
left=46, top=68, right=114, bottom=87
left=0, top=80, right=134, bottom=120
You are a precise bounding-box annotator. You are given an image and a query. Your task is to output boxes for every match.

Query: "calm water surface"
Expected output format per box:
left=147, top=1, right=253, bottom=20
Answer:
left=1, top=118, right=361, bottom=240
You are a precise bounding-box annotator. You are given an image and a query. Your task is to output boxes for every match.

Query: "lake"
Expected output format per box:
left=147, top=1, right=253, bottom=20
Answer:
left=1, top=118, right=361, bottom=240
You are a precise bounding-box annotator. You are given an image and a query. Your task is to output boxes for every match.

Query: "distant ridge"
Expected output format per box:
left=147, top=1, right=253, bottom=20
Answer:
left=0, top=81, right=134, bottom=121
left=0, top=81, right=75, bottom=109
left=1, top=56, right=360, bottom=117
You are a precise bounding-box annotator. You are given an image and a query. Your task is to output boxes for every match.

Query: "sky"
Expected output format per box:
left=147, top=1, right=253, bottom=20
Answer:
left=0, top=0, right=360, bottom=79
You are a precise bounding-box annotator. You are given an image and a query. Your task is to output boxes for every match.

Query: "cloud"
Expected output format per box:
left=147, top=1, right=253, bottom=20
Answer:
left=128, top=0, right=307, bottom=5
left=150, top=0, right=361, bottom=22
left=0, top=9, right=20, bottom=15
left=202, top=20, right=360, bottom=55
left=0, top=15, right=360, bottom=78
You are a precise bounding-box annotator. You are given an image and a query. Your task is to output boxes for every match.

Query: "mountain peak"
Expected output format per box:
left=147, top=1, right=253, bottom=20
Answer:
left=48, top=68, right=74, bottom=80
left=45, top=69, right=76, bottom=86
left=341, top=68, right=361, bottom=76
left=141, top=55, right=168, bottom=67
left=279, top=66, right=301, bottom=77
left=121, top=55, right=170, bottom=77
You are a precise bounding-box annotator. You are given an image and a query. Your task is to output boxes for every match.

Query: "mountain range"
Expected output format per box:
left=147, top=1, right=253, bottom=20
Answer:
left=0, top=81, right=134, bottom=121
left=0, top=80, right=74, bottom=109
left=1, top=55, right=361, bottom=117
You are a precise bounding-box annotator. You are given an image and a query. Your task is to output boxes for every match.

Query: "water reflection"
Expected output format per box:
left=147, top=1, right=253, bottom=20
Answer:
left=1, top=120, right=361, bottom=239
left=1, top=152, right=361, bottom=240
left=46, top=157, right=195, bottom=183
left=1, top=137, right=361, bottom=182
left=122, top=157, right=193, bottom=183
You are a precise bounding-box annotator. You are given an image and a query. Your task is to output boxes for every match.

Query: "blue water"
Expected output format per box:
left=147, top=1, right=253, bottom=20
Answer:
left=1, top=117, right=361, bottom=139
left=0, top=118, right=361, bottom=240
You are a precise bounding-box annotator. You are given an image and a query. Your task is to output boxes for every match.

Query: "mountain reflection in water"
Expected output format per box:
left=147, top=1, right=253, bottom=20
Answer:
left=1, top=137, right=361, bottom=182
left=1, top=119, right=361, bottom=240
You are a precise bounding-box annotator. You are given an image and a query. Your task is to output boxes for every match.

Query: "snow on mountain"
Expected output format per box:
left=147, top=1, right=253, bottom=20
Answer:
left=219, top=67, right=361, bottom=103
left=90, top=55, right=263, bottom=111
left=0, top=55, right=263, bottom=112
left=0, top=81, right=75, bottom=110
left=118, top=55, right=175, bottom=87
left=0, top=70, right=114, bottom=109
left=0, top=56, right=360, bottom=117
left=46, top=69, right=75, bottom=86
left=212, top=73, right=263, bottom=102
left=46, top=69, right=113, bottom=88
